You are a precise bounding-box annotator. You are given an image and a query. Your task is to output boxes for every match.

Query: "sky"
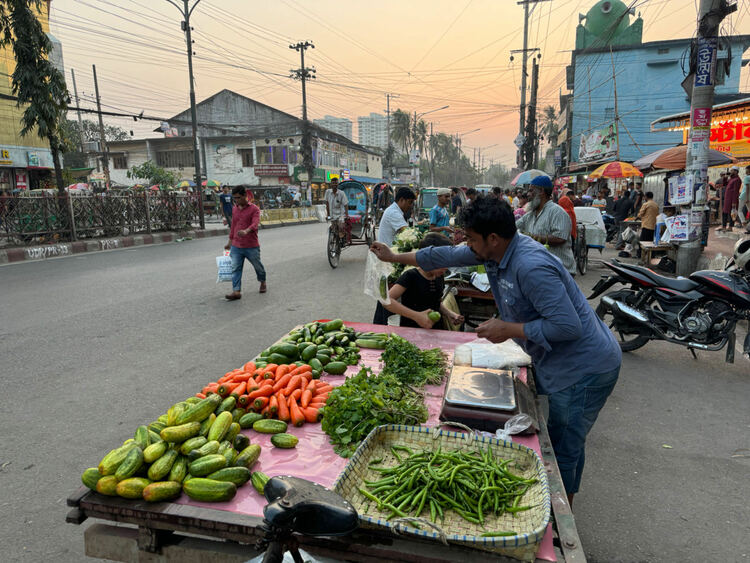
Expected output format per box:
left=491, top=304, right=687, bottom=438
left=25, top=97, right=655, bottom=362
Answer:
left=48, top=0, right=750, bottom=167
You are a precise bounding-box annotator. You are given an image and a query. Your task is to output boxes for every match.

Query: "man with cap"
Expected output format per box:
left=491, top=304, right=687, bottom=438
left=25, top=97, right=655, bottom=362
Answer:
left=720, top=166, right=741, bottom=231
left=516, top=175, right=576, bottom=275
left=429, top=188, right=453, bottom=236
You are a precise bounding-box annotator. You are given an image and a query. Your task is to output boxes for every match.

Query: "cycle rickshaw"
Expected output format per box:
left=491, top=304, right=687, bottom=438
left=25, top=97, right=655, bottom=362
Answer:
left=573, top=206, right=607, bottom=275
left=327, top=179, right=376, bottom=268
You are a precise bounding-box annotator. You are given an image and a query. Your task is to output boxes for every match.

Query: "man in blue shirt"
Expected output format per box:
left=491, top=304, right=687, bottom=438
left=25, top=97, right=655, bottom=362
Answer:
left=429, top=188, right=453, bottom=237
left=219, top=186, right=233, bottom=226
left=371, top=196, right=621, bottom=506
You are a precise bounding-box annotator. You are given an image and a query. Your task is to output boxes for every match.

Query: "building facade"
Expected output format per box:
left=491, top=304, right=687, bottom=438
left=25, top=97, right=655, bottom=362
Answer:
left=312, top=115, right=353, bottom=141
left=0, top=1, right=64, bottom=192
left=357, top=113, right=388, bottom=149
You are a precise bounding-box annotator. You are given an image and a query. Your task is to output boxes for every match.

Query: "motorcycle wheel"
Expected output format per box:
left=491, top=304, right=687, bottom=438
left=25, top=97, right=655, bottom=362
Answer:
left=596, top=290, right=651, bottom=352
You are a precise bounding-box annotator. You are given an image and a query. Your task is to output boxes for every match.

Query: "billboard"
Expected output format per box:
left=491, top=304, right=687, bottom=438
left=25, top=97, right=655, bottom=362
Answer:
left=578, top=123, right=618, bottom=162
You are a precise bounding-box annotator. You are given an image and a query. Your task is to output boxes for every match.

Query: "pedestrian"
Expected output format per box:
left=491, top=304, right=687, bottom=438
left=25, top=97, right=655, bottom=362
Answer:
left=377, top=187, right=416, bottom=247
left=465, top=187, right=479, bottom=204
left=719, top=166, right=741, bottom=231
left=292, top=190, right=302, bottom=207
left=592, top=190, right=607, bottom=209
left=557, top=189, right=577, bottom=242
left=516, top=175, right=576, bottom=275
left=429, top=187, right=453, bottom=236
left=370, top=197, right=621, bottom=506
left=378, top=233, right=464, bottom=329
left=612, top=189, right=634, bottom=247
left=224, top=186, right=267, bottom=300
left=219, top=185, right=233, bottom=226
left=737, top=165, right=750, bottom=234
left=450, top=187, right=463, bottom=215
left=324, top=177, right=349, bottom=240
left=637, top=191, right=659, bottom=243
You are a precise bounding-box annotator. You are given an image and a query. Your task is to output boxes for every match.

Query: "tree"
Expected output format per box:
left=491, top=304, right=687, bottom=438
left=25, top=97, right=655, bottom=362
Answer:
left=390, top=109, right=412, bottom=155
left=540, top=105, right=559, bottom=148
left=127, top=160, right=178, bottom=188
left=62, top=119, right=130, bottom=168
left=1, top=0, right=70, bottom=194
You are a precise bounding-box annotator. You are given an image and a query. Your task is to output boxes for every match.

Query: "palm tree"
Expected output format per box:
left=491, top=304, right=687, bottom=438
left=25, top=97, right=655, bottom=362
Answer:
left=540, top=105, right=559, bottom=147
left=390, top=109, right=412, bottom=155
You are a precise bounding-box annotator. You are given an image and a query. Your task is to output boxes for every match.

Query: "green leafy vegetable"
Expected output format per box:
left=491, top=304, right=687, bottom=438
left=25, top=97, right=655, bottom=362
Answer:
left=380, top=334, right=448, bottom=386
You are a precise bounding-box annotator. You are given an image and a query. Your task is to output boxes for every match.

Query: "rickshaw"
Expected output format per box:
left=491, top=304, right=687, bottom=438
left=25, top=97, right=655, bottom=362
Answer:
left=372, top=182, right=393, bottom=223
left=573, top=206, right=608, bottom=275
left=326, top=179, right=375, bottom=268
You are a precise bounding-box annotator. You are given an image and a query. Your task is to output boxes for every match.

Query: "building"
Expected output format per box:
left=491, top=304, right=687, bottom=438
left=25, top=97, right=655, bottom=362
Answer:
left=312, top=115, right=353, bottom=141
left=556, top=0, right=750, bottom=174
left=105, top=90, right=382, bottom=200
left=0, top=1, right=64, bottom=192
left=357, top=113, right=388, bottom=149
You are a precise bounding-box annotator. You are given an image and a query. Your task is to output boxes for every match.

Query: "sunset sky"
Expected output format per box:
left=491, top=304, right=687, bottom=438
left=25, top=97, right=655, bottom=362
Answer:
left=49, top=0, right=750, bottom=167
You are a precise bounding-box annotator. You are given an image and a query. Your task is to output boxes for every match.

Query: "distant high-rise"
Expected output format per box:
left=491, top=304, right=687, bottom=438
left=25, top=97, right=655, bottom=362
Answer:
left=358, top=113, right=388, bottom=149
left=312, top=115, right=353, bottom=141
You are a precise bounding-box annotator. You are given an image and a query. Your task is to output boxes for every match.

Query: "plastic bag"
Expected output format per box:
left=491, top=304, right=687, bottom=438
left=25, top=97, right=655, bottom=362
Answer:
left=495, top=413, right=533, bottom=442
left=216, top=251, right=233, bottom=283
left=464, top=339, right=532, bottom=369
left=363, top=251, right=393, bottom=305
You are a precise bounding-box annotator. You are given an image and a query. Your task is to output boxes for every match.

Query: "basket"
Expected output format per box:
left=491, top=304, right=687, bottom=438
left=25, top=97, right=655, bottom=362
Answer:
left=332, top=424, right=550, bottom=562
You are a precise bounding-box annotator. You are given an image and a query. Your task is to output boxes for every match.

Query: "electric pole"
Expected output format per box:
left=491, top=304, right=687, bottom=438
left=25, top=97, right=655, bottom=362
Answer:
left=290, top=41, right=316, bottom=189
left=166, top=0, right=205, bottom=228
left=523, top=57, right=539, bottom=169
left=678, top=0, right=737, bottom=276
left=384, top=93, right=399, bottom=178
left=92, top=64, right=109, bottom=189
left=70, top=69, right=84, bottom=152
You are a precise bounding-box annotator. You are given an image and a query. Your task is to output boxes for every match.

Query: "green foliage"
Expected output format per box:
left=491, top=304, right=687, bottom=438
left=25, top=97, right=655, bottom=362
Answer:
left=127, top=160, right=178, bottom=187
left=379, top=334, right=447, bottom=386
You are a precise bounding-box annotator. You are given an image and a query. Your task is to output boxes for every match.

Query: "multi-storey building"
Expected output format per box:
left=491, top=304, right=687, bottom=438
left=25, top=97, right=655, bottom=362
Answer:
left=312, top=115, right=353, bottom=141
left=357, top=113, right=388, bottom=149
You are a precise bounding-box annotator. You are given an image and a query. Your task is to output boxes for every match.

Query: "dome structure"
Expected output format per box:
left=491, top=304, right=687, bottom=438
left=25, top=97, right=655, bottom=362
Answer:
left=575, top=0, right=643, bottom=50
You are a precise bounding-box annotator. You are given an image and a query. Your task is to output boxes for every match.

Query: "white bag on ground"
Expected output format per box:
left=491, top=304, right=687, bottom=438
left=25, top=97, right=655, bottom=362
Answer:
left=363, top=251, right=393, bottom=305
left=216, top=251, right=232, bottom=283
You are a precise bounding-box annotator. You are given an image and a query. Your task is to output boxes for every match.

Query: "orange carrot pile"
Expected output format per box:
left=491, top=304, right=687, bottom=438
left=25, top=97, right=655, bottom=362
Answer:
left=195, top=361, right=331, bottom=426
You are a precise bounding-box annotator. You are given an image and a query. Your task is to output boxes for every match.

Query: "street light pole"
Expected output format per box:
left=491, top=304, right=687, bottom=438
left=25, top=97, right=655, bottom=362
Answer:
left=412, top=106, right=449, bottom=186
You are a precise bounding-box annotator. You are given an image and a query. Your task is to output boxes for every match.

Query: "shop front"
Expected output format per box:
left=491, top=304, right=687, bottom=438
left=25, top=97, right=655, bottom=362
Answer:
left=0, top=146, right=53, bottom=193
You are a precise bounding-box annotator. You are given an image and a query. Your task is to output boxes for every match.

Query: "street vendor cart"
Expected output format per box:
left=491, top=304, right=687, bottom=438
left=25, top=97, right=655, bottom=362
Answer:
left=66, top=323, right=584, bottom=563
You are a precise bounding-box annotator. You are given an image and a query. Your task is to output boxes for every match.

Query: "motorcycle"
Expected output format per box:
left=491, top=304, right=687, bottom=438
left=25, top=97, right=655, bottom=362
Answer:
left=589, top=259, right=750, bottom=363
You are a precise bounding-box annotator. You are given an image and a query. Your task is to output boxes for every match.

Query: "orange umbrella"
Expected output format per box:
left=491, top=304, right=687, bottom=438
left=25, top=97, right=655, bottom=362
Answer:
left=588, top=161, right=643, bottom=179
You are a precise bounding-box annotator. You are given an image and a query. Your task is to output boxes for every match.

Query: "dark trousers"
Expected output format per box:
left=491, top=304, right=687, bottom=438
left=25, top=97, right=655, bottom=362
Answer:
left=721, top=212, right=734, bottom=229
left=639, top=228, right=654, bottom=242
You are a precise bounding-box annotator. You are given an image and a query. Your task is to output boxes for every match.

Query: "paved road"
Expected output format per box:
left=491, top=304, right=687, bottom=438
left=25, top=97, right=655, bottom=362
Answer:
left=0, top=223, right=747, bottom=562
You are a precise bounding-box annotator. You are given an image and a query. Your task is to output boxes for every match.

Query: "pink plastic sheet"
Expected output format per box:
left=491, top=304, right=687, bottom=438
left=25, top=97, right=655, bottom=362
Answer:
left=174, top=322, right=556, bottom=561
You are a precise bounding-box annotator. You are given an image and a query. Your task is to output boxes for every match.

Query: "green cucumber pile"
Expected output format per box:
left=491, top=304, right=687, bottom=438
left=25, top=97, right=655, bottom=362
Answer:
left=81, top=393, right=278, bottom=503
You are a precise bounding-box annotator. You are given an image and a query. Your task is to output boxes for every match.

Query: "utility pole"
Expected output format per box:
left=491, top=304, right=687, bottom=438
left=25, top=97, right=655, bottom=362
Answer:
left=290, top=41, right=316, bottom=189
left=678, top=0, right=737, bottom=276
left=523, top=57, right=539, bottom=169
left=70, top=69, right=84, bottom=152
left=384, top=93, right=398, bottom=179
left=92, top=64, right=109, bottom=189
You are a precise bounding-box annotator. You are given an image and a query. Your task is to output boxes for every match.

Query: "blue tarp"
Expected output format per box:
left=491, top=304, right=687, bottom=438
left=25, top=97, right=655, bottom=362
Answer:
left=351, top=176, right=386, bottom=184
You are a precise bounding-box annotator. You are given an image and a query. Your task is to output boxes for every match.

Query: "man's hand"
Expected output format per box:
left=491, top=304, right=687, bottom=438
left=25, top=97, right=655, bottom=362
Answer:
left=477, top=318, right=525, bottom=343
left=370, top=242, right=396, bottom=263
left=414, top=310, right=436, bottom=330
left=224, top=242, right=231, bottom=251
left=447, top=311, right=464, bottom=325
left=222, top=217, right=227, bottom=225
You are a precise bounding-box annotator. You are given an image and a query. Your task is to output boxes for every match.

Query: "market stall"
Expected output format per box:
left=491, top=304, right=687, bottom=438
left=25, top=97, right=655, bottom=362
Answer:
left=66, top=322, right=583, bottom=563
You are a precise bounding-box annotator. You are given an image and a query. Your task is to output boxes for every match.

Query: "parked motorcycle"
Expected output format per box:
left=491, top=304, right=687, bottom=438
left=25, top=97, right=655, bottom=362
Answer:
left=589, top=238, right=750, bottom=363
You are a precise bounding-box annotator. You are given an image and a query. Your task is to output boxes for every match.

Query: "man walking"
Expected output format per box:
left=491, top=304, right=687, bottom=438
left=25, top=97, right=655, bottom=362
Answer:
left=224, top=186, right=266, bottom=300
left=720, top=166, right=741, bottom=231
left=637, top=191, right=659, bottom=243
left=378, top=187, right=416, bottom=247
left=324, top=177, right=349, bottom=240
left=612, top=189, right=634, bottom=247
left=219, top=185, right=233, bottom=226
left=429, top=188, right=453, bottom=236
left=450, top=187, right=463, bottom=215
left=370, top=197, right=621, bottom=506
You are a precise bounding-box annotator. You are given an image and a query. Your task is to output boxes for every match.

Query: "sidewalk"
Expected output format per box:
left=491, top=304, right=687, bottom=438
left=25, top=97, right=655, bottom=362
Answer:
left=699, top=225, right=747, bottom=270
left=0, top=215, right=319, bottom=265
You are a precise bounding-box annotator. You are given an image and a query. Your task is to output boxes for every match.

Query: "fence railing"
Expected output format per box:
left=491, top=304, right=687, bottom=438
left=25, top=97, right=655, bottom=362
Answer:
left=0, top=193, right=201, bottom=246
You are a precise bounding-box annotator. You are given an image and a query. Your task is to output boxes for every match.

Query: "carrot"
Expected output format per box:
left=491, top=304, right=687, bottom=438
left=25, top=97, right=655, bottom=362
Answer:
left=313, top=384, right=333, bottom=395
left=253, top=368, right=265, bottom=378
left=260, top=405, right=270, bottom=417
left=231, top=372, right=252, bottom=382
left=298, top=377, right=308, bottom=393
left=302, top=407, right=321, bottom=423
left=273, top=374, right=292, bottom=393
left=246, top=383, right=260, bottom=393
left=195, top=392, right=207, bottom=399
left=242, top=361, right=256, bottom=373
left=253, top=396, right=269, bottom=411
left=290, top=400, right=305, bottom=427
left=300, top=389, right=313, bottom=408
left=276, top=393, right=290, bottom=422
left=269, top=395, right=279, bottom=415
left=275, top=364, right=290, bottom=380
left=263, top=364, right=278, bottom=374
left=218, top=380, right=241, bottom=397
left=248, top=385, right=275, bottom=400
left=238, top=394, right=251, bottom=407
left=230, top=381, right=247, bottom=398
left=218, top=373, right=234, bottom=384
left=314, top=392, right=330, bottom=401
left=289, top=364, right=312, bottom=376
left=202, top=382, right=219, bottom=394
left=284, top=375, right=302, bottom=395
left=290, top=388, right=302, bottom=402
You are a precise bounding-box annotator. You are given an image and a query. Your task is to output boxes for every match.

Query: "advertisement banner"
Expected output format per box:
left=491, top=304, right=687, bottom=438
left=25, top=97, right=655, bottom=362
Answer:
left=15, top=169, right=28, bottom=189
left=255, top=164, right=289, bottom=177
left=578, top=123, right=618, bottom=162
left=666, top=214, right=689, bottom=241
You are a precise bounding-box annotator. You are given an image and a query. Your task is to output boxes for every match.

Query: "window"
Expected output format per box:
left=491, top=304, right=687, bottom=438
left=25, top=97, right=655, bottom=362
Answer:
left=238, top=149, right=253, bottom=167
left=112, top=154, right=127, bottom=169
left=155, top=150, right=194, bottom=168
left=257, top=146, right=273, bottom=164
left=604, top=107, right=614, bottom=120
left=272, top=146, right=286, bottom=164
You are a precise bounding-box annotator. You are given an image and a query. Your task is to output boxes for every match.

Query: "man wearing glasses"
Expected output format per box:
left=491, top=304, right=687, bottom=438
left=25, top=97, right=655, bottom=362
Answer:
left=224, top=186, right=267, bottom=300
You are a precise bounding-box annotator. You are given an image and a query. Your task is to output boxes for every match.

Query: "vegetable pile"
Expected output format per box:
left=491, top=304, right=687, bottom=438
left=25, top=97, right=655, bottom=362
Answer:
left=359, top=445, right=537, bottom=529
left=389, top=227, right=425, bottom=282
left=380, top=334, right=448, bottom=386
left=321, top=367, right=428, bottom=458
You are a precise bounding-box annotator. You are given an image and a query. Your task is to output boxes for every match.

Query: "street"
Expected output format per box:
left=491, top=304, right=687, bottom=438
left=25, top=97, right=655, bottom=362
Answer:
left=1, top=223, right=748, bottom=563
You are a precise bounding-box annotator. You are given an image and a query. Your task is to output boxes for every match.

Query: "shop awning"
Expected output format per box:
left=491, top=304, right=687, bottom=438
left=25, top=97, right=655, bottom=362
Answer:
left=351, top=175, right=386, bottom=184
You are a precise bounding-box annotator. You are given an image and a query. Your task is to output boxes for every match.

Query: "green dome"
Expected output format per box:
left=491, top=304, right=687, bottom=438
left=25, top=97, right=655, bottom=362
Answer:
left=584, top=0, right=630, bottom=40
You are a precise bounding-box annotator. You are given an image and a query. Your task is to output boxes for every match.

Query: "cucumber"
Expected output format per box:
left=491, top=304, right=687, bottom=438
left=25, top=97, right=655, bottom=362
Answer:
left=191, top=440, right=220, bottom=459
left=315, top=354, right=331, bottom=366
left=230, top=409, right=245, bottom=424
left=157, top=414, right=169, bottom=424
left=143, top=441, right=168, bottom=463
left=301, top=345, right=318, bottom=361
left=207, top=466, right=251, bottom=486
left=148, top=449, right=178, bottom=481
left=355, top=338, right=387, bottom=349
left=189, top=454, right=228, bottom=477
left=267, top=353, right=292, bottom=365
left=142, top=481, right=182, bottom=502
left=98, top=442, right=139, bottom=476
left=168, top=455, right=189, bottom=483
left=234, top=434, right=250, bottom=451
left=239, top=412, right=264, bottom=429
left=222, top=447, right=237, bottom=466
left=115, top=447, right=144, bottom=481
left=81, top=467, right=103, bottom=491
left=309, top=358, right=323, bottom=372
left=167, top=402, right=188, bottom=426
left=225, top=422, right=241, bottom=443
left=175, top=394, right=222, bottom=425
left=116, top=477, right=151, bottom=499
left=95, top=475, right=119, bottom=496
left=324, top=361, right=347, bottom=375
left=183, top=478, right=237, bottom=502
left=215, top=396, right=236, bottom=415
left=270, top=343, right=299, bottom=359
left=148, top=421, right=166, bottom=434
left=251, top=471, right=270, bottom=494
left=185, top=396, right=202, bottom=405
left=148, top=430, right=163, bottom=444
left=252, top=419, right=288, bottom=434
left=134, top=425, right=151, bottom=449
left=218, top=440, right=233, bottom=455
left=180, top=436, right=208, bottom=456
left=234, top=444, right=261, bottom=469
left=160, top=422, right=201, bottom=443
left=311, top=369, right=322, bottom=379
left=208, top=411, right=233, bottom=442
left=270, top=433, right=299, bottom=449
left=322, top=319, right=344, bottom=332
left=199, top=413, right=216, bottom=437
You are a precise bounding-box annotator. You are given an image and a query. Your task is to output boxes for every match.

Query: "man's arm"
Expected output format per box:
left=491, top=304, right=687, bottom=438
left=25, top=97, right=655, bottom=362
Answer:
left=370, top=242, right=480, bottom=269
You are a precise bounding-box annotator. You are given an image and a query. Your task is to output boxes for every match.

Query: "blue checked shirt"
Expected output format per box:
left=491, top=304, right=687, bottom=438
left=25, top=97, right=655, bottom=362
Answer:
left=416, top=233, right=621, bottom=394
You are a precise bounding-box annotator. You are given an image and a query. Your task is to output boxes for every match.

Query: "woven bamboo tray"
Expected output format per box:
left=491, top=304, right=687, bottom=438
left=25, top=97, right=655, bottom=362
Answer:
left=332, top=424, right=550, bottom=562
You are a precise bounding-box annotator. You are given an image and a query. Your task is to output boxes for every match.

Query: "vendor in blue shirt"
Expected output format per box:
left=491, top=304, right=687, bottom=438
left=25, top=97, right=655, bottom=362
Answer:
left=370, top=195, right=621, bottom=506
left=429, top=188, right=453, bottom=237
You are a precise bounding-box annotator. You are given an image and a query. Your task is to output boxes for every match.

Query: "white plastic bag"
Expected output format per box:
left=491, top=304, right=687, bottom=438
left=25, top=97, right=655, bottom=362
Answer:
left=216, top=251, right=232, bottom=283
left=363, top=251, right=393, bottom=305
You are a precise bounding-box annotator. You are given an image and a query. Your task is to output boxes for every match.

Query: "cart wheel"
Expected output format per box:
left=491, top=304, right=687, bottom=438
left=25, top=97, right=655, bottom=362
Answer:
left=576, top=228, right=588, bottom=275
left=327, top=226, right=340, bottom=268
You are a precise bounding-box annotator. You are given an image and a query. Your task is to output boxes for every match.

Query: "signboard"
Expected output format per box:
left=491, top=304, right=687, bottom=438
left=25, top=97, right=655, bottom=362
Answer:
left=578, top=123, right=618, bottom=162
left=0, top=148, right=12, bottom=166
left=514, top=134, right=525, bottom=148
left=409, top=149, right=420, bottom=165
left=668, top=175, right=693, bottom=205
left=692, top=108, right=711, bottom=127
left=694, top=37, right=717, bottom=88
left=665, top=214, right=689, bottom=241
left=211, top=144, right=235, bottom=172
left=254, top=164, right=289, bottom=177
left=15, top=169, right=28, bottom=190
left=554, top=149, right=562, bottom=166
left=27, top=152, right=40, bottom=167
left=342, top=169, right=350, bottom=180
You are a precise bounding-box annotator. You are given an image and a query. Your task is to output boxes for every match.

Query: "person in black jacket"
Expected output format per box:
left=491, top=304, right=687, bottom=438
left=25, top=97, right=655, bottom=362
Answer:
left=613, top=190, right=634, bottom=248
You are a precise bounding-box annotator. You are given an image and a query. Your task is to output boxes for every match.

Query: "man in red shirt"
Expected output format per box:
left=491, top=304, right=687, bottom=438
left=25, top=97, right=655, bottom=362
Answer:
left=224, top=186, right=267, bottom=300
left=719, top=166, right=741, bottom=232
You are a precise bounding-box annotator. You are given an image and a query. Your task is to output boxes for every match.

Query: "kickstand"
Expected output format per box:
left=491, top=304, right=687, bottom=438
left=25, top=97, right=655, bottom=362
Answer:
left=689, top=348, right=698, bottom=360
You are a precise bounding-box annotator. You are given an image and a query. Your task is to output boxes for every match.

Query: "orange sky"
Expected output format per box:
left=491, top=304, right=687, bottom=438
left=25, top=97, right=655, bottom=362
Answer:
left=49, top=0, right=749, bottom=167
